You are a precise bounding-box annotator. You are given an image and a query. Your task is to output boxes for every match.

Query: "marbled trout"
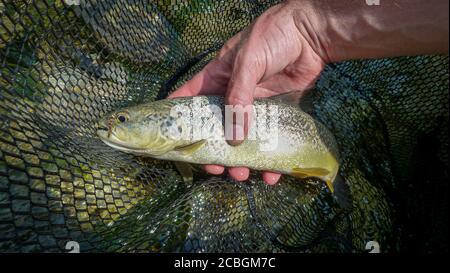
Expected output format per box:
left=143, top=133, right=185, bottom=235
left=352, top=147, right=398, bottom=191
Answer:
left=97, top=96, right=340, bottom=191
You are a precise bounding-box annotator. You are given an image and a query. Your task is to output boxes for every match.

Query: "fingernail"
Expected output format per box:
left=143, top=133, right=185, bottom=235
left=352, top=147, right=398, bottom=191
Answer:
left=204, top=165, right=224, bottom=175
left=263, top=173, right=281, bottom=185
left=229, top=168, right=249, bottom=181
left=227, top=139, right=244, bottom=146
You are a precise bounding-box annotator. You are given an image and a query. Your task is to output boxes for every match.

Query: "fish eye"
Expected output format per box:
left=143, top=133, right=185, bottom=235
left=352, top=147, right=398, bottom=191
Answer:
left=116, top=112, right=129, bottom=123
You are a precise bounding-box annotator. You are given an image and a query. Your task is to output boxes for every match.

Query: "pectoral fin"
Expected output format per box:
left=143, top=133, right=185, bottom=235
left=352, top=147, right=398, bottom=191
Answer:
left=174, top=140, right=206, bottom=155
left=291, top=167, right=334, bottom=192
left=174, top=161, right=194, bottom=186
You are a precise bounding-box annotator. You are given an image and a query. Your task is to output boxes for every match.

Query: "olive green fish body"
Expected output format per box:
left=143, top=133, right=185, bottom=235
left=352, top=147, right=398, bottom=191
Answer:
left=97, top=96, right=340, bottom=189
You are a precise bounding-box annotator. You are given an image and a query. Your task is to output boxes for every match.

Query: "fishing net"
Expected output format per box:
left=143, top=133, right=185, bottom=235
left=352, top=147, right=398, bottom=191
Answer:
left=0, top=0, right=448, bottom=253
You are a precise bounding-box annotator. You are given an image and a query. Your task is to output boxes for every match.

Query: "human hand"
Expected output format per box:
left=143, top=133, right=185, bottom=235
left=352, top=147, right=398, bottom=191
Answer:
left=169, top=0, right=448, bottom=185
left=169, top=1, right=328, bottom=185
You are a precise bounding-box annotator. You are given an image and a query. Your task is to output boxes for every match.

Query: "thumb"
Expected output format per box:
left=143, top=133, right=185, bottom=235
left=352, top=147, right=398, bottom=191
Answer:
left=225, top=48, right=263, bottom=146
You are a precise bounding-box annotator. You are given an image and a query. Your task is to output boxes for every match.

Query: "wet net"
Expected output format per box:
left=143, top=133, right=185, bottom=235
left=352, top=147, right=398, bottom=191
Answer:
left=0, top=0, right=448, bottom=253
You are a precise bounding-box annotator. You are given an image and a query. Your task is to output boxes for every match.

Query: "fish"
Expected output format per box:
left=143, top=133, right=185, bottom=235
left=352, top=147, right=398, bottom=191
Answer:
left=96, top=96, right=340, bottom=192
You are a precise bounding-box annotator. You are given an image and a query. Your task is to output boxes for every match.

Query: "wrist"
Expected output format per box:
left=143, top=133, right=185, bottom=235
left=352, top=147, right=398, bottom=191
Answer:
left=286, top=0, right=334, bottom=64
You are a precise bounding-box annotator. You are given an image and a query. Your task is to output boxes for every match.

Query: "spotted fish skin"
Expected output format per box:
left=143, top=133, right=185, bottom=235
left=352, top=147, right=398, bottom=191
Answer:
left=97, top=96, right=340, bottom=189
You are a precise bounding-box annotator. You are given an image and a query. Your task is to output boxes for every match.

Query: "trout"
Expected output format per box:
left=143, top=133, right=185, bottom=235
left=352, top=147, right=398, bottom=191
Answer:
left=97, top=96, right=340, bottom=191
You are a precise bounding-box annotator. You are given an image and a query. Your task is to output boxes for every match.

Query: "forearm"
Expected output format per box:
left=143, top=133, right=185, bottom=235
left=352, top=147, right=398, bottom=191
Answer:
left=290, top=0, right=449, bottom=62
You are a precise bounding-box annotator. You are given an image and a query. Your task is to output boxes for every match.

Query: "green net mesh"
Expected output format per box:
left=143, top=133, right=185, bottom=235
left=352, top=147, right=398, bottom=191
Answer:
left=0, top=0, right=448, bottom=253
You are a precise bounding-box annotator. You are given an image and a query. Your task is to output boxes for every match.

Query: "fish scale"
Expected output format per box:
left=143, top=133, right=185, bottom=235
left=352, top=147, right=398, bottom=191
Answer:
left=97, top=96, right=340, bottom=192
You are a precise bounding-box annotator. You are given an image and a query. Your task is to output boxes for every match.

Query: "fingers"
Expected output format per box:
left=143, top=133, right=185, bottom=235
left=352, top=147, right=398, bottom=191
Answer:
left=170, top=27, right=265, bottom=147
left=203, top=165, right=250, bottom=182
left=204, top=165, right=250, bottom=181
left=169, top=31, right=245, bottom=99
left=204, top=165, right=281, bottom=186
left=225, top=47, right=263, bottom=146
left=168, top=59, right=230, bottom=98
left=203, top=165, right=225, bottom=175
left=262, top=172, right=282, bottom=185
left=227, top=167, right=250, bottom=181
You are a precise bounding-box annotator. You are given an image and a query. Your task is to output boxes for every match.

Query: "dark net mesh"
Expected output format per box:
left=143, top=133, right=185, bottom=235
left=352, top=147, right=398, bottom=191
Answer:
left=0, top=0, right=448, bottom=253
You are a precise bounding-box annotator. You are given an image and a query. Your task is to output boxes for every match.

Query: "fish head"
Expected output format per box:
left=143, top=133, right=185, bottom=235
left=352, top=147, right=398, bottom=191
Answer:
left=97, top=101, right=190, bottom=156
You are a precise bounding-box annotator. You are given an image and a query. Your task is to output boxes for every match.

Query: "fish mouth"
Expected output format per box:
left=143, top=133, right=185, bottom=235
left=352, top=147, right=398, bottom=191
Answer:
left=96, top=129, right=149, bottom=153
